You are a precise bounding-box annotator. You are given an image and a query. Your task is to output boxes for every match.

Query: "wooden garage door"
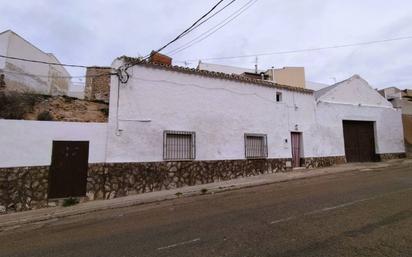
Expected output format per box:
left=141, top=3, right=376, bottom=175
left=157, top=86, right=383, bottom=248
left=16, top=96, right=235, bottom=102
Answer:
left=48, top=141, right=89, bottom=199
left=343, top=121, right=376, bottom=162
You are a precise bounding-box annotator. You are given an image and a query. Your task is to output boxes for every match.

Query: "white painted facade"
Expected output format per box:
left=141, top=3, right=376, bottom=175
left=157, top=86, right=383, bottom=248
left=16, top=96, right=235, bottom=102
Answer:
left=0, top=120, right=107, bottom=168
left=104, top=61, right=404, bottom=163
left=313, top=75, right=405, bottom=156
left=0, top=30, right=71, bottom=95
left=106, top=61, right=317, bottom=163
left=0, top=61, right=405, bottom=168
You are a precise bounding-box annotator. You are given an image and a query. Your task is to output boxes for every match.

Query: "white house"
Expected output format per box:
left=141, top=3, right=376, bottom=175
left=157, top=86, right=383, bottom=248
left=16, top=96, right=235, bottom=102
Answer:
left=0, top=54, right=406, bottom=212
left=106, top=57, right=405, bottom=167
left=0, top=30, right=71, bottom=95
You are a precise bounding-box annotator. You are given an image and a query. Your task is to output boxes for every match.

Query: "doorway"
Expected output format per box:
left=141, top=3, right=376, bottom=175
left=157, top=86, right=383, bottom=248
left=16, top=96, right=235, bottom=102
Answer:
left=48, top=141, right=89, bottom=199
left=291, top=132, right=302, bottom=168
left=342, top=120, right=376, bottom=162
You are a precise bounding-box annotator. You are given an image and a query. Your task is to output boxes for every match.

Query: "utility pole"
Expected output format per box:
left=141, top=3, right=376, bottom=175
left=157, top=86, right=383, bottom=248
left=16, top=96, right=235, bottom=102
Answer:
left=254, top=56, right=258, bottom=74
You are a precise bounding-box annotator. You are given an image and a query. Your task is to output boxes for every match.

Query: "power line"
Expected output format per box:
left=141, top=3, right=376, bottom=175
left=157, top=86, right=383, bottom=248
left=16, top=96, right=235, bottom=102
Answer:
left=179, top=0, right=237, bottom=38
left=147, top=0, right=226, bottom=58
left=1, top=69, right=114, bottom=79
left=168, top=0, right=258, bottom=55
left=180, top=35, right=412, bottom=62
left=0, top=54, right=104, bottom=68
left=120, top=0, right=231, bottom=83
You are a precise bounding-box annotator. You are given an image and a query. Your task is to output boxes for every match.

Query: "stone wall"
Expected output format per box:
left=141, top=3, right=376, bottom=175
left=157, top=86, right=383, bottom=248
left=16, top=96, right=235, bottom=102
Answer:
left=84, top=67, right=111, bottom=102
left=0, top=158, right=290, bottom=213
left=0, top=166, right=49, bottom=213
left=303, top=156, right=346, bottom=169
left=86, top=158, right=290, bottom=200
left=377, top=152, right=406, bottom=161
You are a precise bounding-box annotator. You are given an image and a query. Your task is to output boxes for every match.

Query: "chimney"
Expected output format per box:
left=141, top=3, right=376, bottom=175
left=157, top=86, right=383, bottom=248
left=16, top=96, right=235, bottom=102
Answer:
left=149, top=51, right=172, bottom=66
left=85, top=66, right=111, bottom=102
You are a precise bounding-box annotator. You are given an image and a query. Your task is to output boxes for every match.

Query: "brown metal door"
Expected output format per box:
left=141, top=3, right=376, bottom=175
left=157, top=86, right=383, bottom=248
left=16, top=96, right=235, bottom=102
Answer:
left=343, top=121, right=376, bottom=162
left=48, top=141, right=89, bottom=198
left=291, top=132, right=301, bottom=167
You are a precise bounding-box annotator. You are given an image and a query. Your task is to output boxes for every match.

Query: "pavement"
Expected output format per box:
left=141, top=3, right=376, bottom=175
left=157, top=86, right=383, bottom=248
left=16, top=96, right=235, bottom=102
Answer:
left=0, top=158, right=412, bottom=257
left=0, top=159, right=408, bottom=231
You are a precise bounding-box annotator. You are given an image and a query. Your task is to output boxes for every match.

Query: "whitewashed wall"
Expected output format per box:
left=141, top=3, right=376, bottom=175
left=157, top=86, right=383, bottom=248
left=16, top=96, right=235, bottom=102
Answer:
left=106, top=61, right=317, bottom=162
left=311, top=76, right=405, bottom=157
left=0, top=120, right=107, bottom=168
left=311, top=102, right=405, bottom=157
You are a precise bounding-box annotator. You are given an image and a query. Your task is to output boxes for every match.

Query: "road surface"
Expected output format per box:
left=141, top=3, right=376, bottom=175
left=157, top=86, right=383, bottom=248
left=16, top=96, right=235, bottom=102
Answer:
left=1, top=161, right=412, bottom=257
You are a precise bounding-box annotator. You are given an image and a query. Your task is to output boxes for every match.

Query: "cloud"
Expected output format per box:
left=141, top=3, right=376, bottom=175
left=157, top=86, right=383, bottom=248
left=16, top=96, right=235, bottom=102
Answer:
left=1, top=0, right=412, bottom=88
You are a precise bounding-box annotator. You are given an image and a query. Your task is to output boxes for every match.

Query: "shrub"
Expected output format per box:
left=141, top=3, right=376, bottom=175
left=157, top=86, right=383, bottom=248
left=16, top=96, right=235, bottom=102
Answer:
left=100, top=107, right=109, bottom=116
left=62, top=197, right=79, bottom=207
left=0, top=91, right=38, bottom=119
left=37, top=111, right=54, bottom=121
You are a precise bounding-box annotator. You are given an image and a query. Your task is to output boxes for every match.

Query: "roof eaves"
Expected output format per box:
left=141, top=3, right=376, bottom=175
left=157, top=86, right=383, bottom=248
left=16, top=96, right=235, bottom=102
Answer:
left=122, top=57, right=313, bottom=94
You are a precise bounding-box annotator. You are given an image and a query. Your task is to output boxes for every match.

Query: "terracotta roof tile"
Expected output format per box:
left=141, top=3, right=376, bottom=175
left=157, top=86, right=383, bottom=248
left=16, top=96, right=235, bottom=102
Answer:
left=122, top=57, right=314, bottom=94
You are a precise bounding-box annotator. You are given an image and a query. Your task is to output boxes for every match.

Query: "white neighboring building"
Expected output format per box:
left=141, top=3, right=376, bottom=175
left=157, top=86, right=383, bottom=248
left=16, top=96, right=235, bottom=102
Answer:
left=0, top=30, right=71, bottom=95
left=198, top=62, right=328, bottom=90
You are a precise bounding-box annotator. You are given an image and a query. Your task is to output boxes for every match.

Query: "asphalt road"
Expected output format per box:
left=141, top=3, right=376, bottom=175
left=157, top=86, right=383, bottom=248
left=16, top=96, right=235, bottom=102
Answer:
left=1, top=161, right=412, bottom=257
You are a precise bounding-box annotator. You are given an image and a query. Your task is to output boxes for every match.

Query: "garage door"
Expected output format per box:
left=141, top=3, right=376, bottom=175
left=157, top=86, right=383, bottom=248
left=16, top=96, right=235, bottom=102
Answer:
left=343, top=120, right=376, bottom=162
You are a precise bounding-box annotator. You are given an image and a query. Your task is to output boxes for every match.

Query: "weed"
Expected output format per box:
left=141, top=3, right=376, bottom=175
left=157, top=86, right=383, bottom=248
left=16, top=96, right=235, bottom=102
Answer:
left=0, top=91, right=38, bottom=119
left=62, top=197, right=79, bottom=207
left=37, top=111, right=54, bottom=121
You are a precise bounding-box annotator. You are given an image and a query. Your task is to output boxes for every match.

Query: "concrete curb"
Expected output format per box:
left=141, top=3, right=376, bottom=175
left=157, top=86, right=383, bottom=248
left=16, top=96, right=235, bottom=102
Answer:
left=0, top=159, right=408, bottom=231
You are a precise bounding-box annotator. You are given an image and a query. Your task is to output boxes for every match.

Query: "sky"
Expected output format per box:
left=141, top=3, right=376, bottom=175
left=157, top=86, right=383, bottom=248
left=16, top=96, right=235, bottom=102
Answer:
left=1, top=0, right=412, bottom=89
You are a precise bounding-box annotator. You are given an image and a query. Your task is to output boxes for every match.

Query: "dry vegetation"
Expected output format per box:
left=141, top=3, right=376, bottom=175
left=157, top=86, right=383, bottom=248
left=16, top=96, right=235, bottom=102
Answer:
left=0, top=91, right=108, bottom=122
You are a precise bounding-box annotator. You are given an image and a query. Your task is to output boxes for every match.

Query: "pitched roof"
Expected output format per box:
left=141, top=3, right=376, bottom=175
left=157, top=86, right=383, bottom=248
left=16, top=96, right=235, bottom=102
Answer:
left=122, top=57, right=313, bottom=94
left=314, top=75, right=362, bottom=99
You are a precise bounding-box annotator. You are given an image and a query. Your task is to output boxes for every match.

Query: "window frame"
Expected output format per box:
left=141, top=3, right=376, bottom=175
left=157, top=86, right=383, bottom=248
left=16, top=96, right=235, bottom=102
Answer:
left=276, top=91, right=282, bottom=102
left=163, top=130, right=196, bottom=161
left=244, top=133, right=268, bottom=159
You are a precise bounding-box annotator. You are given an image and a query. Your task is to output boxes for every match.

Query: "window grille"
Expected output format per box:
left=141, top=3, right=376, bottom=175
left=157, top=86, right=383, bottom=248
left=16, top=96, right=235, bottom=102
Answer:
left=244, top=134, right=268, bottom=158
left=163, top=131, right=196, bottom=160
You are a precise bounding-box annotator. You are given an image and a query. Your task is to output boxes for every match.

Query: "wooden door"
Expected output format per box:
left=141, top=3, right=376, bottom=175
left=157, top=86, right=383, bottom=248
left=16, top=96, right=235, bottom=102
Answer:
left=48, top=141, right=89, bottom=199
left=291, top=132, right=301, bottom=167
left=343, top=121, right=376, bottom=162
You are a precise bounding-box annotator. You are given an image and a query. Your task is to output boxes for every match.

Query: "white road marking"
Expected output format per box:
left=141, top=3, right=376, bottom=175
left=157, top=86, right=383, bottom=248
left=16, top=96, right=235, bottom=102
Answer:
left=270, top=216, right=296, bottom=224
left=269, top=187, right=412, bottom=225
left=157, top=238, right=201, bottom=250
left=304, top=197, right=375, bottom=216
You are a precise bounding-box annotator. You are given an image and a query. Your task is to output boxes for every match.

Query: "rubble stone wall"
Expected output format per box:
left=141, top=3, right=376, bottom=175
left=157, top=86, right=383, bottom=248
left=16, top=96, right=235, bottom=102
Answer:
left=377, top=152, right=406, bottom=161
left=0, top=166, right=49, bottom=212
left=86, top=158, right=290, bottom=200
left=2, top=153, right=404, bottom=213
left=303, top=156, right=346, bottom=169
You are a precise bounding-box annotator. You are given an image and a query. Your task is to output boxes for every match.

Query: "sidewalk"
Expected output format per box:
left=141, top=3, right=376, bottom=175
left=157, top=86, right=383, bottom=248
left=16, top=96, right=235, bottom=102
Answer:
left=0, top=159, right=409, bottom=231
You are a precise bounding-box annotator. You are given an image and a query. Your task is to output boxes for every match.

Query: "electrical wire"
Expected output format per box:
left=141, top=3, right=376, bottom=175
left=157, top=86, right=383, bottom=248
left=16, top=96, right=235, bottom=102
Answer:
left=179, top=0, right=237, bottom=38
left=167, top=0, right=258, bottom=55
left=129, top=75, right=280, bottom=104
left=0, top=69, right=115, bottom=79
left=143, top=0, right=226, bottom=59
left=179, top=35, right=412, bottom=62
left=118, top=0, right=231, bottom=83
left=0, top=54, right=110, bottom=69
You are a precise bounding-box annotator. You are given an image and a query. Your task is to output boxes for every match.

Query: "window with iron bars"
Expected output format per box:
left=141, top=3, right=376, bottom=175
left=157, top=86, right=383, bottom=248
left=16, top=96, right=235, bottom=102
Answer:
left=244, top=133, right=268, bottom=159
left=163, top=131, right=196, bottom=160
